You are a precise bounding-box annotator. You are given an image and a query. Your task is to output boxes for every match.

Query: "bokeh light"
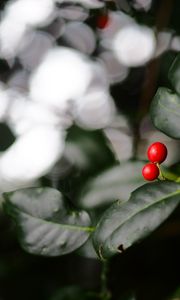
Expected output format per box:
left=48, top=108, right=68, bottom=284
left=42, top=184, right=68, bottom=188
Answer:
left=112, top=24, right=156, bottom=67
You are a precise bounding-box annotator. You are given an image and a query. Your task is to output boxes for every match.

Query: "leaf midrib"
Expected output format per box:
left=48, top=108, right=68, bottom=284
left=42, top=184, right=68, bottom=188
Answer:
left=104, top=189, right=180, bottom=243
left=7, top=202, right=95, bottom=233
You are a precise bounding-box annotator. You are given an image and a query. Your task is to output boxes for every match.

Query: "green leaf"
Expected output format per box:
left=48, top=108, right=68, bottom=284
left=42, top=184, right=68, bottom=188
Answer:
left=168, top=53, right=180, bottom=94
left=93, top=181, right=180, bottom=260
left=78, top=161, right=145, bottom=209
left=168, top=162, right=180, bottom=177
left=77, top=236, right=98, bottom=259
left=65, top=126, right=116, bottom=175
left=60, top=126, right=117, bottom=201
left=3, top=187, right=93, bottom=256
left=150, top=87, right=180, bottom=139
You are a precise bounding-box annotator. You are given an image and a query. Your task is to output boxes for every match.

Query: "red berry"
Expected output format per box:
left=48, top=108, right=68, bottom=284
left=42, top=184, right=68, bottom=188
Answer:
left=142, top=163, right=159, bottom=181
left=97, top=15, right=109, bottom=29
left=147, top=142, right=167, bottom=164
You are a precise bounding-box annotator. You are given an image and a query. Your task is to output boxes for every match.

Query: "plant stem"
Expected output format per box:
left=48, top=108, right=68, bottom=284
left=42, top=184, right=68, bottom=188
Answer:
left=131, top=122, right=140, bottom=160
left=157, top=163, right=166, bottom=180
left=157, top=165, right=180, bottom=183
left=100, top=260, right=111, bottom=300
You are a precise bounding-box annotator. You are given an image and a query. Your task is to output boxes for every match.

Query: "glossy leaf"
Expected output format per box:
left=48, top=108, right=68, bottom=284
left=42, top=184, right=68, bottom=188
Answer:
left=168, top=53, right=180, bottom=94
left=93, top=181, right=180, bottom=260
left=78, top=161, right=145, bottom=209
left=3, top=187, right=93, bottom=256
left=150, top=87, right=180, bottom=139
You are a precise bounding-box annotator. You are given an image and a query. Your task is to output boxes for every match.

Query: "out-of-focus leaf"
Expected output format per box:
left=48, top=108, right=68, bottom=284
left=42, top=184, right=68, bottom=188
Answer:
left=59, top=5, right=88, bottom=21
left=168, top=162, right=180, bottom=177
left=78, top=161, right=145, bottom=209
left=3, top=187, right=92, bottom=256
left=63, top=22, right=96, bottom=55
left=168, top=53, right=180, bottom=94
left=93, top=181, right=180, bottom=260
left=161, top=165, right=180, bottom=182
left=169, top=287, right=180, bottom=299
left=150, top=87, right=180, bottom=139
left=65, top=126, right=117, bottom=175
left=77, top=236, right=98, bottom=259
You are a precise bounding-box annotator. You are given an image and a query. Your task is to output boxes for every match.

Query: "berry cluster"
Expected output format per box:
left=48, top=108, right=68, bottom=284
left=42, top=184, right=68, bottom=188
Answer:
left=142, top=142, right=168, bottom=181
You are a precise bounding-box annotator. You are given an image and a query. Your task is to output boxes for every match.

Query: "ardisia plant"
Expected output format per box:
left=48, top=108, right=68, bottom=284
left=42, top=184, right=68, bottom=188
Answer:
left=1, top=55, right=180, bottom=299
left=0, top=1, right=180, bottom=300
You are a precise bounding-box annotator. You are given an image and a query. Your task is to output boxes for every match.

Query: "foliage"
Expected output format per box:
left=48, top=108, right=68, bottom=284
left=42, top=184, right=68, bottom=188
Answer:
left=0, top=1, right=180, bottom=300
